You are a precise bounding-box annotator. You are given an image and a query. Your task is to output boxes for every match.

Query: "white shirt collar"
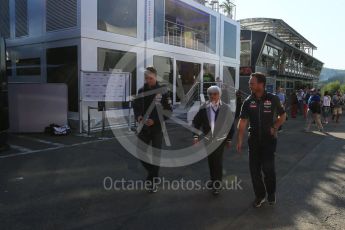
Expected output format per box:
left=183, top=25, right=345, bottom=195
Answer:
left=210, top=100, right=222, bottom=108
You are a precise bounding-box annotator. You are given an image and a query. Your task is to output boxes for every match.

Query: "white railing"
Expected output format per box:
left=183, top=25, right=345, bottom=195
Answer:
left=182, top=81, right=201, bottom=110
left=165, top=20, right=208, bottom=52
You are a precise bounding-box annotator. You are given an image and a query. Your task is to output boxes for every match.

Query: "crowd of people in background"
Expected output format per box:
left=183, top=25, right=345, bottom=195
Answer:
left=273, top=87, right=345, bottom=132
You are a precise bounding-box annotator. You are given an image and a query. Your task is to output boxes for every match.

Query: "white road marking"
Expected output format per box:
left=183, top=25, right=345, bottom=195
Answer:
left=13, top=177, right=24, bottom=181
left=17, top=135, right=66, bottom=147
left=0, top=138, right=116, bottom=159
left=9, top=145, right=33, bottom=153
left=0, top=125, right=185, bottom=159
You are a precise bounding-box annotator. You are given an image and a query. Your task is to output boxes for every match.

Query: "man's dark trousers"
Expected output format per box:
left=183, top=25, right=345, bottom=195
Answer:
left=138, top=129, right=162, bottom=182
left=248, top=136, right=277, bottom=199
left=207, top=142, right=226, bottom=188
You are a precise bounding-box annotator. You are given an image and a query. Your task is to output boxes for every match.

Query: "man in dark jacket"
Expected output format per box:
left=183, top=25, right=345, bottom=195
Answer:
left=133, top=67, right=172, bottom=193
left=193, top=86, right=235, bottom=195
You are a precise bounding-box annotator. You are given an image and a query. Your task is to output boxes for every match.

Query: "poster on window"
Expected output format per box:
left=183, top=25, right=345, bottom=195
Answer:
left=81, top=71, right=131, bottom=102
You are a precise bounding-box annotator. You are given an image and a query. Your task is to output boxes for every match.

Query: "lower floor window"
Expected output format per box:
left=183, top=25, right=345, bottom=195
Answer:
left=47, top=46, right=78, bottom=112
left=97, top=48, right=137, bottom=95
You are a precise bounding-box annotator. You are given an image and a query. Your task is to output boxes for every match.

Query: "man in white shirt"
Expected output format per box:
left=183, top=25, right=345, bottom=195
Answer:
left=322, top=91, right=331, bottom=124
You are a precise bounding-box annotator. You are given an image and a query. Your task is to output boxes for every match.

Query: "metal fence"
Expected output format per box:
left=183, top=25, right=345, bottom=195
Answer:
left=164, top=20, right=209, bottom=52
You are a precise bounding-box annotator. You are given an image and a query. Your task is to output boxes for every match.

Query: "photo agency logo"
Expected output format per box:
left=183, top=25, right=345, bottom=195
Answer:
left=103, top=36, right=237, bottom=168
left=103, top=176, right=243, bottom=192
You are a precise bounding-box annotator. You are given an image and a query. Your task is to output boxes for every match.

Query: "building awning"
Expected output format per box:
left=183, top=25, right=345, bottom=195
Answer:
left=239, top=18, right=317, bottom=51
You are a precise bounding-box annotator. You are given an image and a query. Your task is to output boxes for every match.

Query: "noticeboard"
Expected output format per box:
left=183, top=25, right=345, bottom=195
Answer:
left=81, top=71, right=131, bottom=102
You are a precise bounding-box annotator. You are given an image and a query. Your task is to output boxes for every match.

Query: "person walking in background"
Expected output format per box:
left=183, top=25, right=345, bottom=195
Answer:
left=276, top=87, right=286, bottom=131
left=317, top=89, right=322, bottom=96
left=322, top=91, right=331, bottom=124
left=305, top=89, right=323, bottom=132
left=193, top=86, right=235, bottom=195
left=276, top=87, right=286, bottom=108
left=332, top=91, right=344, bottom=123
left=303, top=88, right=311, bottom=119
left=331, top=92, right=336, bottom=121
left=297, top=89, right=305, bottom=115
left=290, top=91, right=298, bottom=118
left=235, top=90, right=243, bottom=120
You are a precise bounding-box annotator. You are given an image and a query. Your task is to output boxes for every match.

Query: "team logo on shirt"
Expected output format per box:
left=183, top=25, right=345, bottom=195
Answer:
left=264, top=100, right=272, bottom=106
left=264, top=100, right=272, bottom=113
left=250, top=101, right=257, bottom=108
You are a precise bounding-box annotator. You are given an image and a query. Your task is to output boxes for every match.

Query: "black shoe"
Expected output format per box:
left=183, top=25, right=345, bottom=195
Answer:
left=145, top=177, right=158, bottom=194
left=253, top=197, right=265, bottom=208
left=206, top=181, right=213, bottom=190
left=267, top=194, right=276, bottom=206
left=147, top=184, right=158, bottom=194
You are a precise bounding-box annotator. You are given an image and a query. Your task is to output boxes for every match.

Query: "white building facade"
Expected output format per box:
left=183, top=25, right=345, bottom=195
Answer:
left=2, top=0, right=240, bottom=131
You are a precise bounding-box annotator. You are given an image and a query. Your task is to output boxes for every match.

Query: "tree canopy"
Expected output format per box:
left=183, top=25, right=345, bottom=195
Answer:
left=321, top=80, right=345, bottom=95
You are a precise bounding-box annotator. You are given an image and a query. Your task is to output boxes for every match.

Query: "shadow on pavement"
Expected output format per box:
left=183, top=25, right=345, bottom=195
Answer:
left=0, top=117, right=344, bottom=229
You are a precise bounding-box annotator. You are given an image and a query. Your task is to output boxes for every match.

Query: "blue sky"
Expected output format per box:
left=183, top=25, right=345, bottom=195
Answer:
left=232, top=0, right=345, bottom=69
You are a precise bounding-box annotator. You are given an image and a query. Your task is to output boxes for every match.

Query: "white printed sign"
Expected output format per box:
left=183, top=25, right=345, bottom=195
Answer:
left=81, top=72, right=131, bottom=102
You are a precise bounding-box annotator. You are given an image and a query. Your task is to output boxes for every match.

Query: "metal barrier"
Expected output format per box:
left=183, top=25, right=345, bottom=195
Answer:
left=87, top=105, right=132, bottom=136
left=165, top=20, right=208, bottom=52
left=182, top=81, right=241, bottom=109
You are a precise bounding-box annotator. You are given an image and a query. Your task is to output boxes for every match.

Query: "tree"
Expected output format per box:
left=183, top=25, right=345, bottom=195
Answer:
left=340, top=84, right=345, bottom=94
left=220, top=0, right=234, bottom=18
left=321, top=81, right=342, bottom=95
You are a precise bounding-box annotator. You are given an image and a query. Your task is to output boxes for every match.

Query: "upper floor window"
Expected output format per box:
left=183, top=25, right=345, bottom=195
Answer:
left=223, top=21, right=237, bottom=59
left=240, top=41, right=251, bottom=67
left=154, top=0, right=217, bottom=53
left=98, top=0, right=137, bottom=38
left=15, top=0, right=28, bottom=38
left=259, top=44, right=281, bottom=69
left=262, top=44, right=280, bottom=58
left=0, top=0, right=10, bottom=38
left=46, top=0, right=78, bottom=32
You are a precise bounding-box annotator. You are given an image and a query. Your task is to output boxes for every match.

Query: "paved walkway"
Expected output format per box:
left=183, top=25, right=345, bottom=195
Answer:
left=0, top=116, right=344, bottom=230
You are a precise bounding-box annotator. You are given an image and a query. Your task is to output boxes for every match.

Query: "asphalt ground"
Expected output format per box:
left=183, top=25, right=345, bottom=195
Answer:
left=0, top=115, right=344, bottom=230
